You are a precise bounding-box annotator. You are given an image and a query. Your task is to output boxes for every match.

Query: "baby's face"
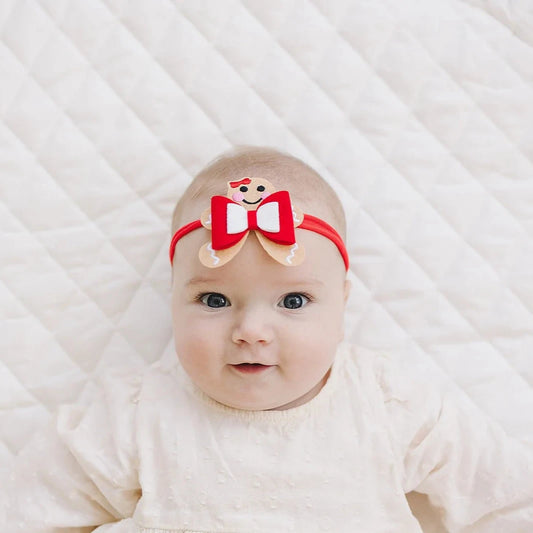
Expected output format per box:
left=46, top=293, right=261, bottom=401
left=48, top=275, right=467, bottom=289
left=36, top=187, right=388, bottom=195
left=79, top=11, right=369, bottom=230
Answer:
left=171, top=225, right=349, bottom=411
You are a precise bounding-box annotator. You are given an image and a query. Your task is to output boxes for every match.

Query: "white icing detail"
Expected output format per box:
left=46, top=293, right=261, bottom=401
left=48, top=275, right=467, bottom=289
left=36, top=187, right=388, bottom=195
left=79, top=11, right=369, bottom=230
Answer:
left=207, top=243, right=220, bottom=266
left=285, top=243, right=299, bottom=264
left=292, top=207, right=301, bottom=224
left=257, top=202, right=280, bottom=232
left=205, top=213, right=212, bottom=228
left=227, top=203, right=247, bottom=234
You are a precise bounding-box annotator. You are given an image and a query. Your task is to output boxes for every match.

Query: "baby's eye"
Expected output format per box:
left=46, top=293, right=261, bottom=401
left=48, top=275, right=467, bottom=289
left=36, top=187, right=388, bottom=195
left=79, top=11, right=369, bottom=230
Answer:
left=200, top=293, right=230, bottom=308
left=239, top=186, right=248, bottom=192
left=279, top=293, right=310, bottom=310
left=257, top=185, right=265, bottom=192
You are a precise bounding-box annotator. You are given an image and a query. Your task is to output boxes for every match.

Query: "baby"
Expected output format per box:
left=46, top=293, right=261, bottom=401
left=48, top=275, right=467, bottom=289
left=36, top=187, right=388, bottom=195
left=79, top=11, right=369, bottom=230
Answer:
left=169, top=149, right=350, bottom=413
left=3, top=147, right=533, bottom=532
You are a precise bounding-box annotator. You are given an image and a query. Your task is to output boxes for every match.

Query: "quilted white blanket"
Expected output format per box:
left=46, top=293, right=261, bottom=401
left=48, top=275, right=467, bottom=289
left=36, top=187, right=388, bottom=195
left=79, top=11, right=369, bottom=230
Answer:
left=2, top=1, right=533, bottom=531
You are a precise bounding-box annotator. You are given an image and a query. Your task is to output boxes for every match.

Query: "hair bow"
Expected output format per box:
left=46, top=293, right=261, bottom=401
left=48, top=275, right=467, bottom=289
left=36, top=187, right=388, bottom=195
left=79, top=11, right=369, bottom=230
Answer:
left=210, top=191, right=296, bottom=249
left=199, top=178, right=305, bottom=268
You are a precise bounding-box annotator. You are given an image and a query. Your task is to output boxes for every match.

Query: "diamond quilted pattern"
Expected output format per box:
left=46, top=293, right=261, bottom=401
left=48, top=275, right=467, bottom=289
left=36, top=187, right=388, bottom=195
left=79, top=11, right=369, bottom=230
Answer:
left=1, top=11, right=532, bottom=533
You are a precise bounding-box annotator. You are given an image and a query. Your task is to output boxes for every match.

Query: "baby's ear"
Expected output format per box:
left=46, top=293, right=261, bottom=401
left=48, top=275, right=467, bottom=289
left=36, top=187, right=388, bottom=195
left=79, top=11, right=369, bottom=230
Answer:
left=343, top=279, right=352, bottom=305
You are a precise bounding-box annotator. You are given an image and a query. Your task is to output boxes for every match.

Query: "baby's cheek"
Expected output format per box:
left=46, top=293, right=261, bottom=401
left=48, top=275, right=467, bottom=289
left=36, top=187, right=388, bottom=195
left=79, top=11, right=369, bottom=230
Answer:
left=261, top=192, right=270, bottom=200
left=232, top=192, right=244, bottom=202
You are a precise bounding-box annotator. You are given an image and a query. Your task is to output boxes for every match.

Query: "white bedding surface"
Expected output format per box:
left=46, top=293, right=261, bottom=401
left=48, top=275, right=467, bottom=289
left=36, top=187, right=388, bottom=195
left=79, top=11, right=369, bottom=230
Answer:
left=1, top=1, right=533, bottom=530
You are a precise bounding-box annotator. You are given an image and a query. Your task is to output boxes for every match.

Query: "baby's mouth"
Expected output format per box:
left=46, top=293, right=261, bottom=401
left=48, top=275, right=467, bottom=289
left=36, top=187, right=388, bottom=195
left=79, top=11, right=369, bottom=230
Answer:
left=230, top=363, right=274, bottom=374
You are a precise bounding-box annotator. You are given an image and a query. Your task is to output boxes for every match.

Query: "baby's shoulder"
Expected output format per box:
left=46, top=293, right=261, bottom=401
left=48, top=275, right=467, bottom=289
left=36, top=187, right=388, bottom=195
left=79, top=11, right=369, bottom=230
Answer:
left=341, top=343, right=398, bottom=385
left=56, top=358, right=185, bottom=446
left=340, top=343, right=438, bottom=405
left=60, top=358, right=178, bottom=419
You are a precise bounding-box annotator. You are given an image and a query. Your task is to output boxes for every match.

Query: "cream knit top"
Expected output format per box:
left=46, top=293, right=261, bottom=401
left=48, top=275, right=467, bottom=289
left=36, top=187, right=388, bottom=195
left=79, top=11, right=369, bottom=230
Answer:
left=4, top=343, right=533, bottom=532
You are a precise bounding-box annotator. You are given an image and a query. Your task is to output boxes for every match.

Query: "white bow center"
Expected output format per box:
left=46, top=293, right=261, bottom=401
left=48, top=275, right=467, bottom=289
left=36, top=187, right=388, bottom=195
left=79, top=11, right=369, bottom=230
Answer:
left=226, top=202, right=280, bottom=234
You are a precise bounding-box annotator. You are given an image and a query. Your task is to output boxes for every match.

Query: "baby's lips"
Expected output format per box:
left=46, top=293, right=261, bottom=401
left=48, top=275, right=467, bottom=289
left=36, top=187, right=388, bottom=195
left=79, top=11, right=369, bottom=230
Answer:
left=230, top=363, right=275, bottom=374
left=231, top=362, right=273, bottom=367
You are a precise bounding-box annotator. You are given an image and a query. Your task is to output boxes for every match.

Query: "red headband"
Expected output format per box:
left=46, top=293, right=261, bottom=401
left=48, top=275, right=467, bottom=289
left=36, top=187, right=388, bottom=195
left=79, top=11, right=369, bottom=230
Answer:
left=169, top=213, right=349, bottom=270
left=169, top=181, right=349, bottom=270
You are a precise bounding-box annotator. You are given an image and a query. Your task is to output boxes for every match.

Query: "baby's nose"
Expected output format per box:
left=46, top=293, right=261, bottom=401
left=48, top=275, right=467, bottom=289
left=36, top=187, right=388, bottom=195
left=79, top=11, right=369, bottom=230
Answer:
left=231, top=307, right=273, bottom=345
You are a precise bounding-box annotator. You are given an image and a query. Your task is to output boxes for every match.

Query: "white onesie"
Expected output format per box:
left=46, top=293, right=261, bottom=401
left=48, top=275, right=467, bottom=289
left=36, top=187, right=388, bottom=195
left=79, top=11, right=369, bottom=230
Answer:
left=3, top=343, right=533, bottom=532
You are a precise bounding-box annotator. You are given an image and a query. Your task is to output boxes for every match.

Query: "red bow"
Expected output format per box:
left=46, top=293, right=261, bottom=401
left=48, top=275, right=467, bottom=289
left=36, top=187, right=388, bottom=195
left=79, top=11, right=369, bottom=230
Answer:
left=210, top=191, right=296, bottom=250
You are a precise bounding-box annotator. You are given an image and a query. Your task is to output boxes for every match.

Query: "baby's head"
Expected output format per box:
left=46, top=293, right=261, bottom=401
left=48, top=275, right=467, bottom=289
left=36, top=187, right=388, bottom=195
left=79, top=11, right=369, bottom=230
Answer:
left=170, top=147, right=350, bottom=411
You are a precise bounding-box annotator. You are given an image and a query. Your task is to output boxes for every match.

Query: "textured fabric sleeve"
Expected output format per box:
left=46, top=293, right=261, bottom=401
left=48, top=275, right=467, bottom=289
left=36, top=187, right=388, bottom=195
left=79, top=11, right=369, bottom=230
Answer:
left=3, top=369, right=142, bottom=533
left=378, top=355, right=533, bottom=532
left=92, top=519, right=138, bottom=532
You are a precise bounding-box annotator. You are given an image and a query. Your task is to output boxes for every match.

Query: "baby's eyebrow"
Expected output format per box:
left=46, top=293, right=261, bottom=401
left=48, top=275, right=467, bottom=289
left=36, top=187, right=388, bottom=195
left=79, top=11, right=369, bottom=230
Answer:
left=185, top=277, right=325, bottom=288
left=185, top=276, right=220, bottom=287
left=281, top=278, right=325, bottom=288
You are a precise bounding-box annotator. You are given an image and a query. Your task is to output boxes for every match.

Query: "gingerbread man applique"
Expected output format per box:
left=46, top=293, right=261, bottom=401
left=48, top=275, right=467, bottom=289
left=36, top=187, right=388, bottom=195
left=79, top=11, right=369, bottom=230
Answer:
left=199, top=178, right=305, bottom=268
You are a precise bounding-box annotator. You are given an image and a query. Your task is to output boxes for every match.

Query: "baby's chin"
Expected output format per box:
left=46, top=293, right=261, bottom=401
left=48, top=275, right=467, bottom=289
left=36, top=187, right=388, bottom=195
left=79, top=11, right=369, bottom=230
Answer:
left=215, top=397, right=299, bottom=412
left=205, top=376, right=329, bottom=412
left=203, top=389, right=289, bottom=412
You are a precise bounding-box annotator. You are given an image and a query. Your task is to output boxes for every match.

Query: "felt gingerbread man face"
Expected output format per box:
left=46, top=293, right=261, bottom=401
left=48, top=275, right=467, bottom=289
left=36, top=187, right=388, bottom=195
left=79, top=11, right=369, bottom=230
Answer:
left=199, top=178, right=305, bottom=268
left=228, top=177, right=276, bottom=208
